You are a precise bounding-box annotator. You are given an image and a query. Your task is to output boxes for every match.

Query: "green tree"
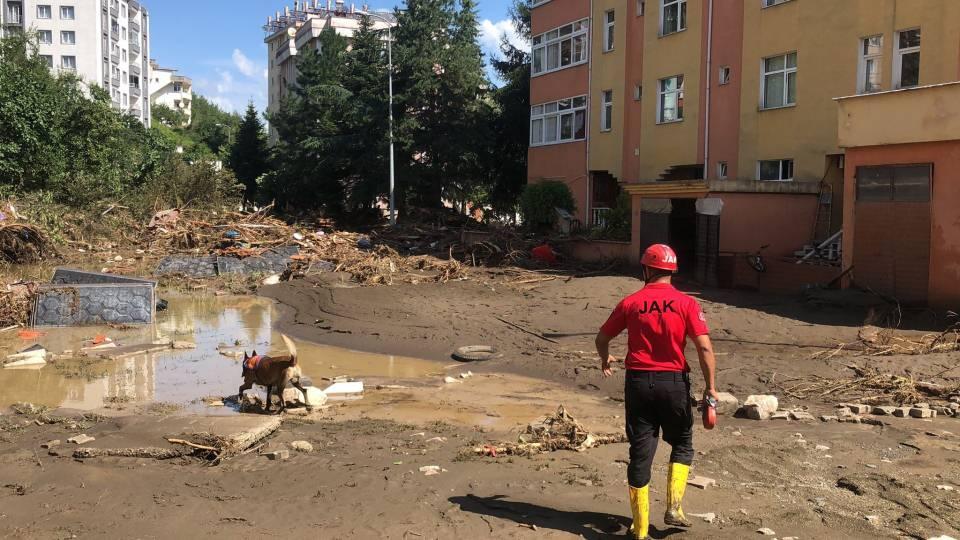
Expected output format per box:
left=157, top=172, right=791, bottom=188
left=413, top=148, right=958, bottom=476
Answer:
left=152, top=103, right=188, bottom=127
left=393, top=0, right=492, bottom=211
left=188, top=95, right=241, bottom=157
left=228, top=103, right=270, bottom=203
left=486, top=0, right=531, bottom=215
left=267, top=27, right=352, bottom=213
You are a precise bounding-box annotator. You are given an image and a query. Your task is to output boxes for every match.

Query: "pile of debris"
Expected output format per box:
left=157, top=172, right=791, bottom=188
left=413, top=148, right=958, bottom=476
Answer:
left=472, top=405, right=627, bottom=457
left=814, top=324, right=960, bottom=359
left=0, top=281, right=39, bottom=327
left=780, top=364, right=960, bottom=407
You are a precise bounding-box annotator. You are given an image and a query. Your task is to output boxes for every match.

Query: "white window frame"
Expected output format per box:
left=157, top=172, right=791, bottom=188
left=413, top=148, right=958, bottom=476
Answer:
left=637, top=0, right=645, bottom=16
left=717, top=161, right=728, bottom=179
left=757, top=159, right=794, bottom=182
left=60, top=6, right=75, bottom=20
left=532, top=19, right=589, bottom=77
left=894, top=28, right=921, bottom=89
left=60, top=31, right=76, bottom=45
left=61, top=55, right=77, bottom=70
left=857, top=35, right=883, bottom=94
left=603, top=10, right=615, bottom=52
left=761, top=52, right=797, bottom=110
left=530, top=95, right=588, bottom=147
left=762, top=0, right=792, bottom=7
left=38, top=30, right=53, bottom=44
left=657, top=75, right=684, bottom=124
left=37, top=5, right=52, bottom=19
left=660, top=0, right=686, bottom=36
left=718, top=66, right=731, bottom=85
left=601, top=90, right=613, bottom=132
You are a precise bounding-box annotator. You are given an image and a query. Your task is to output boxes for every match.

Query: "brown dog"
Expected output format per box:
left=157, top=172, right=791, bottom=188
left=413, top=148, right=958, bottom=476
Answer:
left=238, top=334, right=311, bottom=413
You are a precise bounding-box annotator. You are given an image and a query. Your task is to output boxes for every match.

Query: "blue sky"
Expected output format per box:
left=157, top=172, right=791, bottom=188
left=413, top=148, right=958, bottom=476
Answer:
left=148, top=0, right=523, bottom=114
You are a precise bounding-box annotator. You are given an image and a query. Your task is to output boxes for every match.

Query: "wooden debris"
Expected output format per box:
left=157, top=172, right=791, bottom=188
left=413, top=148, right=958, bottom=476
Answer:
left=472, top=405, right=627, bottom=457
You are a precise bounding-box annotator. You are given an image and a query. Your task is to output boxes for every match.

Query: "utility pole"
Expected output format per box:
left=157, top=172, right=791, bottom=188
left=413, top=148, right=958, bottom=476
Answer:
left=363, top=11, right=397, bottom=226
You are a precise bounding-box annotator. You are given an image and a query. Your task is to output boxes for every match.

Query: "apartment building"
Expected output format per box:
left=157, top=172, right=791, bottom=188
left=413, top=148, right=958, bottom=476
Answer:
left=1, top=0, right=151, bottom=125
left=149, top=60, right=192, bottom=126
left=530, top=0, right=960, bottom=294
left=263, top=0, right=395, bottom=140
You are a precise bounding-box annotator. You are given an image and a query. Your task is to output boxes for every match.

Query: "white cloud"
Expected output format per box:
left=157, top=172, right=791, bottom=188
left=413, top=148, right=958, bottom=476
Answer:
left=215, top=70, right=234, bottom=94
left=478, top=18, right=529, bottom=58
left=232, top=49, right=258, bottom=78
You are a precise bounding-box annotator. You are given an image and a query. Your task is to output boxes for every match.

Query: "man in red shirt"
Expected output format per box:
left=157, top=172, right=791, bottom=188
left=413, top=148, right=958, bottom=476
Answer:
left=595, top=244, right=718, bottom=539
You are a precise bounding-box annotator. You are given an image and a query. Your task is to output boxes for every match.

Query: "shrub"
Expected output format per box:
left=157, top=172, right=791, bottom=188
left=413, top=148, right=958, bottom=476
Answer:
left=519, top=180, right=575, bottom=231
left=595, top=193, right=631, bottom=241
left=133, top=155, right=243, bottom=215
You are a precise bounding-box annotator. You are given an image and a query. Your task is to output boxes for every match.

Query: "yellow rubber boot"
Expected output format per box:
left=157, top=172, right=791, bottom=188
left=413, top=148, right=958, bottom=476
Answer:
left=664, top=462, right=693, bottom=527
left=628, top=485, right=650, bottom=539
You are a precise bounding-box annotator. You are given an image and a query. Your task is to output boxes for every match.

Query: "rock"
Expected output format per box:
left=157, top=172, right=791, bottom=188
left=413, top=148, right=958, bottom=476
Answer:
left=771, top=411, right=790, bottom=421
left=419, top=465, right=442, bottom=476
left=820, top=415, right=838, bottom=422
left=715, top=392, right=740, bottom=415
left=861, top=417, right=885, bottom=426
left=872, top=406, right=897, bottom=416
left=67, top=434, right=95, bottom=445
left=459, top=371, right=474, bottom=379
left=950, top=402, right=960, bottom=410
left=744, top=395, right=779, bottom=418
left=841, top=416, right=862, bottom=424
left=914, top=403, right=930, bottom=409
left=911, top=407, right=935, bottom=419
left=689, top=512, right=716, bottom=524
left=757, top=528, right=776, bottom=536
left=40, top=440, right=61, bottom=449
left=742, top=405, right=768, bottom=420
left=848, top=404, right=871, bottom=414
left=290, top=441, right=313, bottom=453
left=937, top=485, right=955, bottom=491
left=261, top=274, right=281, bottom=286
left=265, top=450, right=289, bottom=460
left=927, top=536, right=958, bottom=540
left=172, top=341, right=196, bottom=350
left=282, top=386, right=328, bottom=408
left=687, top=475, right=717, bottom=489
left=893, top=407, right=911, bottom=418
left=790, top=410, right=815, bottom=422
left=865, top=515, right=880, bottom=525
left=815, top=444, right=830, bottom=452
left=443, top=376, right=462, bottom=384
left=575, top=478, right=594, bottom=487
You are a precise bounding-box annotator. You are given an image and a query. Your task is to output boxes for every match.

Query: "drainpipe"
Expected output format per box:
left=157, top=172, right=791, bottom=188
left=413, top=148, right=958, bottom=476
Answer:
left=703, top=0, right=714, bottom=181
left=585, top=0, right=594, bottom=225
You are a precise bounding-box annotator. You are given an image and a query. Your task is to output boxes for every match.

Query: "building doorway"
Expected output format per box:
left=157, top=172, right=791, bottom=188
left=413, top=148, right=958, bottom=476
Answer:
left=669, top=198, right=697, bottom=276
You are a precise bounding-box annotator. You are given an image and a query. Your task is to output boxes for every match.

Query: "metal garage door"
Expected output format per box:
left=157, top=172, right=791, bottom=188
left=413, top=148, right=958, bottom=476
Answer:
left=853, top=164, right=931, bottom=304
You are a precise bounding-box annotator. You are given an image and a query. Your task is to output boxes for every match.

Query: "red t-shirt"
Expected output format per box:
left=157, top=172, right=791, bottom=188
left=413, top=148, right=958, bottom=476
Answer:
left=599, top=283, right=709, bottom=372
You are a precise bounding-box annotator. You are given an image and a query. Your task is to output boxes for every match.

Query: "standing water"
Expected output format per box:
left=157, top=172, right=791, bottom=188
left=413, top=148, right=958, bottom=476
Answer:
left=0, top=295, right=442, bottom=413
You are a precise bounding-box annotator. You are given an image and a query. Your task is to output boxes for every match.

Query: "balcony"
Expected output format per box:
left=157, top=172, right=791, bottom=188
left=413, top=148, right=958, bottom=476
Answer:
left=111, top=77, right=120, bottom=88
left=129, top=20, right=139, bottom=33
left=110, top=52, right=119, bottom=64
left=5, top=6, right=23, bottom=25
left=130, top=63, right=140, bottom=76
left=101, top=0, right=107, bottom=11
left=111, top=29, right=119, bottom=41
left=130, top=40, right=140, bottom=54
left=110, top=4, right=118, bottom=17
left=130, top=85, right=141, bottom=98
left=128, top=0, right=140, bottom=13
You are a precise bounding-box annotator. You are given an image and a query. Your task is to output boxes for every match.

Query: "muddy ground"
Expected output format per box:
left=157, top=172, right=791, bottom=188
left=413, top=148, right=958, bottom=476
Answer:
left=2, top=270, right=959, bottom=539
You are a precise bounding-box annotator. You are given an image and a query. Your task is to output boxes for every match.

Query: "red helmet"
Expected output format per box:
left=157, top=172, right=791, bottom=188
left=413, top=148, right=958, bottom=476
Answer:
left=641, top=244, right=678, bottom=272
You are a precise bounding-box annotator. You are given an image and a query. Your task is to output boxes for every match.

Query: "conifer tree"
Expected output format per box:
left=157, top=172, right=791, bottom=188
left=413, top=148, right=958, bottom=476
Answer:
left=228, top=102, right=269, bottom=204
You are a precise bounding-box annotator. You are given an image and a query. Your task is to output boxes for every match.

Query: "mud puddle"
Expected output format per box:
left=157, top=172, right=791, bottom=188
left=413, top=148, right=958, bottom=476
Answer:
left=0, top=295, right=443, bottom=414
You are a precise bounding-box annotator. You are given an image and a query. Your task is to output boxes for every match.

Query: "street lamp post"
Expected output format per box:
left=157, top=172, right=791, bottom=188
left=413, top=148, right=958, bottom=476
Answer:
left=363, top=11, right=397, bottom=226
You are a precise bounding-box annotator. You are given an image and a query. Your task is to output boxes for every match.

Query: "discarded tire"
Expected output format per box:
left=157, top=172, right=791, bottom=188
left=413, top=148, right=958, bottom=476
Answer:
left=452, top=345, right=501, bottom=362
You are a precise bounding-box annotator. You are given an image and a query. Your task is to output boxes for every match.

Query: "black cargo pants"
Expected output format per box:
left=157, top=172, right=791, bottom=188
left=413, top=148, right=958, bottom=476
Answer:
left=625, top=370, right=695, bottom=488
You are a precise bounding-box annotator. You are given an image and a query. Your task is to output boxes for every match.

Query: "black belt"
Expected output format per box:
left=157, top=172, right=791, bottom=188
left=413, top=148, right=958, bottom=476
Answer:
left=625, top=370, right=689, bottom=383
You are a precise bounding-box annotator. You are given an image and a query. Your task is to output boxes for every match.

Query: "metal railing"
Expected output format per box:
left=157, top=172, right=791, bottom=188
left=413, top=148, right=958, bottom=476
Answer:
left=591, top=207, right=612, bottom=228
left=5, top=9, right=22, bottom=24
left=111, top=29, right=119, bottom=41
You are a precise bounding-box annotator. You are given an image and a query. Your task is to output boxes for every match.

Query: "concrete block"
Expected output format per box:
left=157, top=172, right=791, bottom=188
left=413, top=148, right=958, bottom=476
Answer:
left=40, top=440, right=61, bottom=449
left=913, top=403, right=930, bottom=409
left=715, top=392, right=740, bottom=415
left=155, top=256, right=217, bottom=277
left=67, top=434, right=95, bottom=445
left=790, top=410, right=816, bottom=422
left=910, top=408, right=934, bottom=419
left=893, top=407, right=911, bottom=418
left=32, top=283, right=155, bottom=327
left=743, top=395, right=778, bottom=418
left=687, top=475, right=717, bottom=489
left=52, top=268, right=155, bottom=286
left=742, top=405, right=768, bottom=420
left=872, top=406, right=897, bottom=416
left=820, top=415, right=838, bottom=422
left=771, top=411, right=791, bottom=421
left=848, top=404, right=871, bottom=415
left=265, top=449, right=289, bottom=460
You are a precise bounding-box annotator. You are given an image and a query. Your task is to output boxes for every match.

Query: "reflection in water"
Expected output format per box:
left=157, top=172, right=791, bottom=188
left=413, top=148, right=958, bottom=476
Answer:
left=0, top=295, right=440, bottom=414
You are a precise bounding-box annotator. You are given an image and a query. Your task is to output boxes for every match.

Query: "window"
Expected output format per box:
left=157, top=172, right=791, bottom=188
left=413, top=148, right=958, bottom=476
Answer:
left=661, top=0, right=686, bottom=36
left=530, top=96, right=587, bottom=146
left=633, top=84, right=642, bottom=100
left=758, top=159, right=793, bottom=181
left=532, top=19, right=589, bottom=76
left=637, top=0, right=645, bottom=16
left=762, top=52, right=797, bottom=109
left=718, top=66, right=731, bottom=85
left=122, top=28, right=127, bottom=40
left=38, top=30, right=52, bottom=44
left=858, top=36, right=883, bottom=94
left=856, top=165, right=930, bottom=202
left=657, top=75, right=684, bottom=123
left=40, top=55, right=53, bottom=67
left=60, top=31, right=76, bottom=45
left=122, top=50, right=127, bottom=62
left=37, top=5, right=52, bottom=19
left=603, top=10, right=615, bottom=52
left=717, top=162, right=728, bottom=179
left=601, top=90, right=613, bottom=131
left=61, top=56, right=77, bottom=70
left=123, top=93, right=128, bottom=106
left=763, top=0, right=792, bottom=6
left=895, top=29, right=920, bottom=89
left=173, top=82, right=183, bottom=92
left=60, top=6, right=75, bottom=20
